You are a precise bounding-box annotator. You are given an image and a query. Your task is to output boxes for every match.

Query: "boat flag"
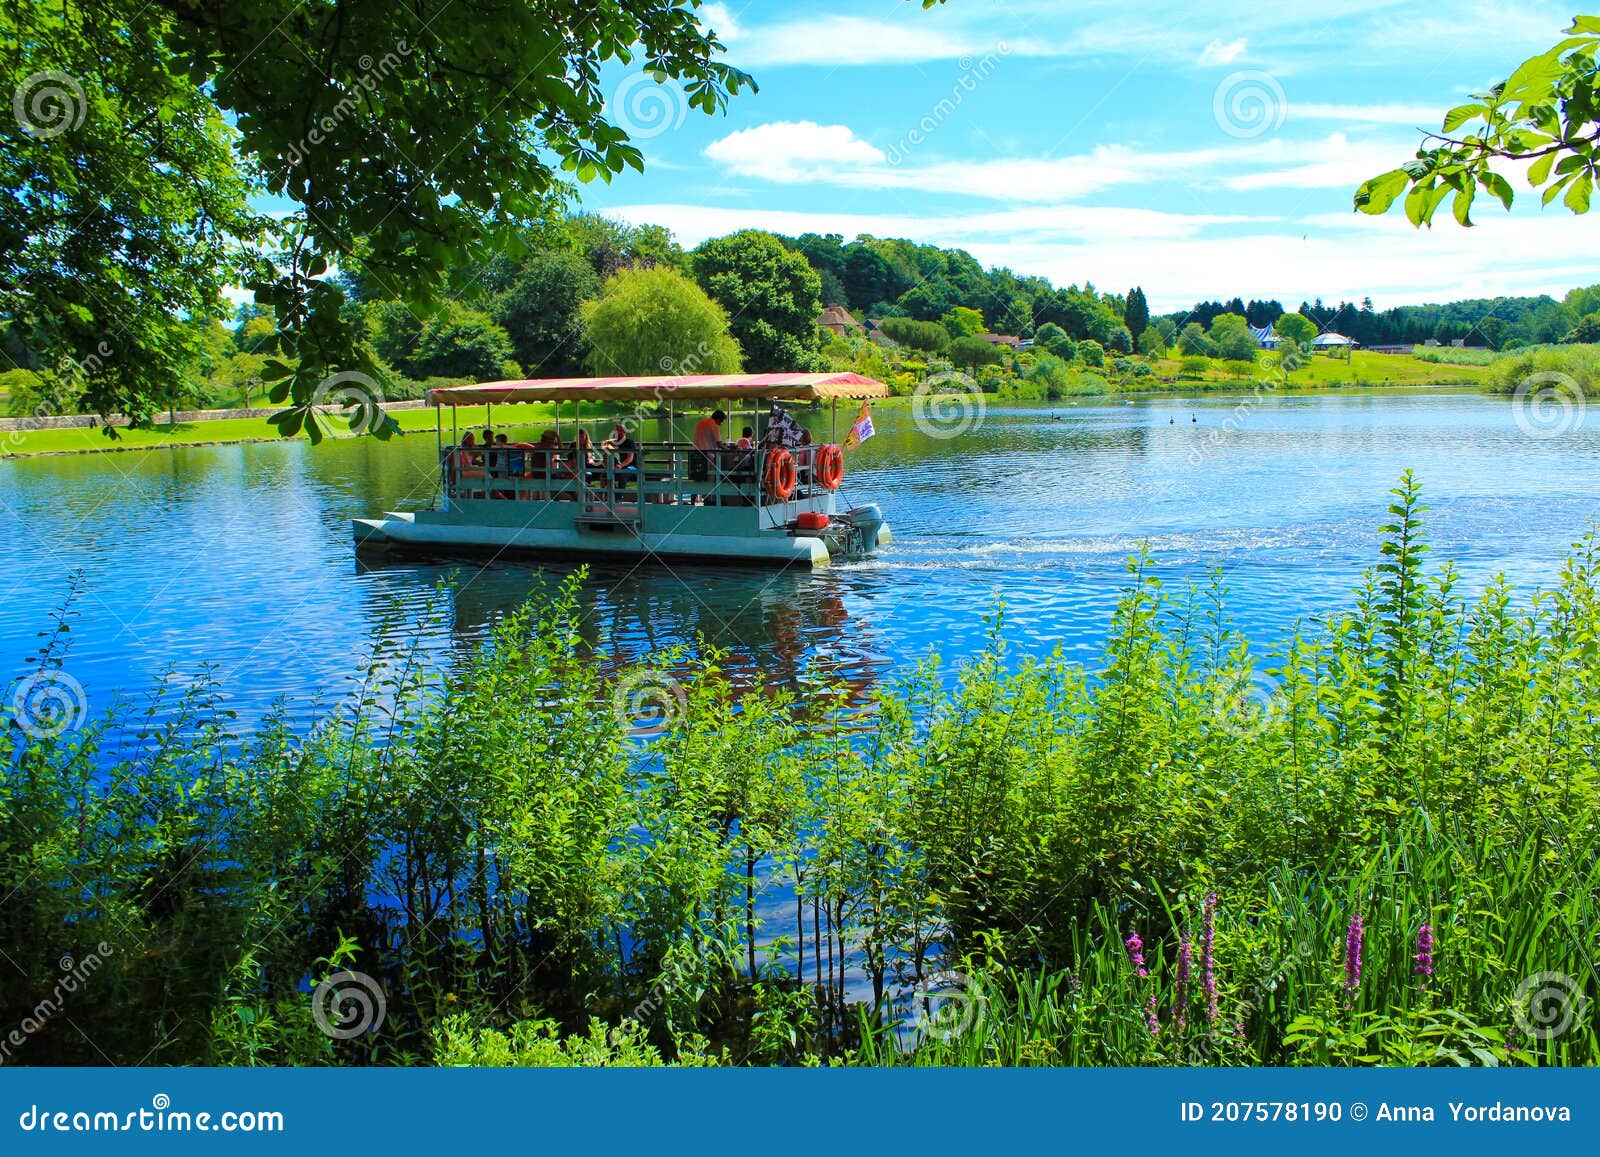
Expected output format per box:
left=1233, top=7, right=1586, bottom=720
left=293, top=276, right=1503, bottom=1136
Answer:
left=843, top=402, right=875, bottom=450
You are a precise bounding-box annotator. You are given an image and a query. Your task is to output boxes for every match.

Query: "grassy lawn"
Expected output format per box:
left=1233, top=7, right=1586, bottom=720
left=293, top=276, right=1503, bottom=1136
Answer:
left=3, top=354, right=1489, bottom=457
left=1154, top=350, right=1490, bottom=388
left=1, top=402, right=641, bottom=458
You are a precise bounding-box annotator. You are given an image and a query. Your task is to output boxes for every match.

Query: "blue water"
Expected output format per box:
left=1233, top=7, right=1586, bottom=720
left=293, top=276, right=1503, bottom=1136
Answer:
left=3, top=390, right=1597, bottom=733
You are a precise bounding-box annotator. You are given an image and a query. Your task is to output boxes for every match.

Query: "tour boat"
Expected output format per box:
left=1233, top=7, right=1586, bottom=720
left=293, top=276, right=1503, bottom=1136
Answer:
left=351, top=373, right=893, bottom=567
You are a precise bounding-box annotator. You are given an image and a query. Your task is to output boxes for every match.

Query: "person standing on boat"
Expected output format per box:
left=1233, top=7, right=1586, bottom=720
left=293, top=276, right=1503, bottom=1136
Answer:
left=691, top=409, right=727, bottom=481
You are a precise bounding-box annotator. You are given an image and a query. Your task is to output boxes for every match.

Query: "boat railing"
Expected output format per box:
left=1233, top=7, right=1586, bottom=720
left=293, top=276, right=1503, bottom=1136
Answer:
left=438, top=441, right=830, bottom=519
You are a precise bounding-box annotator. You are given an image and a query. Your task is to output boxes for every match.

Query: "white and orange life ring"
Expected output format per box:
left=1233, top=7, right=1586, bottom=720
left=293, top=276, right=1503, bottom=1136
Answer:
left=814, top=443, right=844, bottom=490
left=763, top=447, right=798, bottom=501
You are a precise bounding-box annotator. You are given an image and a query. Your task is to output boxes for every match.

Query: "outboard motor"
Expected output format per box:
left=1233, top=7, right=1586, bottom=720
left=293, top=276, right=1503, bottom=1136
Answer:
left=842, top=504, right=888, bottom=552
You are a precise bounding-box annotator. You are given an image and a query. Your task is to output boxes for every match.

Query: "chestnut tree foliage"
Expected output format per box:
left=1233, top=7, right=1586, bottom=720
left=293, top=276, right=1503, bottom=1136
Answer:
left=1356, top=15, right=1600, bottom=227
left=1, top=0, right=754, bottom=434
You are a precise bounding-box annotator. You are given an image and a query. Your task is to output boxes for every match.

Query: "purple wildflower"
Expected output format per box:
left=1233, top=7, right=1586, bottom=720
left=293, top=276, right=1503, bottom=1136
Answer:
left=1414, top=922, right=1434, bottom=983
left=1344, top=914, right=1364, bottom=994
left=1146, top=992, right=1161, bottom=1035
left=1202, top=891, right=1219, bottom=1024
left=1126, top=930, right=1147, bottom=977
left=1175, top=932, right=1192, bottom=1033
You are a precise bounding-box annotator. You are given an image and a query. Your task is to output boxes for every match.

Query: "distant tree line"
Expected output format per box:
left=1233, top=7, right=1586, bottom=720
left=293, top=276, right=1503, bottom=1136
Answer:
left=1164, top=290, right=1600, bottom=349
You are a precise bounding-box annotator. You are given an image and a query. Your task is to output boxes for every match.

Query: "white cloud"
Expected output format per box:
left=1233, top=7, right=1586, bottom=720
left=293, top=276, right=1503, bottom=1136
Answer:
left=1293, top=102, right=1441, bottom=127
left=702, top=122, right=1417, bottom=201
left=1200, top=38, right=1248, bottom=66
left=608, top=202, right=1269, bottom=249
left=1214, top=133, right=1409, bottom=191
left=705, top=1, right=1564, bottom=70
left=713, top=14, right=1008, bottom=68
left=702, top=121, right=885, bottom=181
left=698, top=2, right=742, bottom=43
left=602, top=201, right=1600, bottom=310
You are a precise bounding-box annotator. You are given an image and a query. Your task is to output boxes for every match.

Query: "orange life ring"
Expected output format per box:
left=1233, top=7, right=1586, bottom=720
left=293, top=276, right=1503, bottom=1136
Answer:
left=814, top=443, right=844, bottom=490
left=763, top=447, right=798, bottom=501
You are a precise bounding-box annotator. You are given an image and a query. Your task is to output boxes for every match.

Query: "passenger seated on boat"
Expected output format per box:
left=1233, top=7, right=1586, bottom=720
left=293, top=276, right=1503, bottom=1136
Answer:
left=506, top=442, right=533, bottom=499
left=550, top=430, right=598, bottom=498
left=491, top=434, right=515, bottom=498
left=481, top=432, right=504, bottom=478
left=452, top=432, right=487, bottom=498
left=601, top=424, right=638, bottom=475
left=528, top=431, right=561, bottom=501
left=736, top=427, right=754, bottom=450
left=794, top=429, right=815, bottom=489
left=690, top=409, right=727, bottom=481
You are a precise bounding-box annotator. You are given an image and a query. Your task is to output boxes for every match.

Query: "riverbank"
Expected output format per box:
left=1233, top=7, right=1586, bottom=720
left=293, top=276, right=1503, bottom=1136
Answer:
left=0, top=402, right=620, bottom=459
left=2, top=363, right=1489, bottom=459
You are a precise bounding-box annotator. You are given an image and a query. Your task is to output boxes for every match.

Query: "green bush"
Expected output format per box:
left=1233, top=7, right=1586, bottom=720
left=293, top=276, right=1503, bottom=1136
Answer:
left=949, top=335, right=1003, bottom=369
left=1180, top=355, right=1209, bottom=375
left=1410, top=344, right=1499, bottom=365
left=5, top=479, right=1598, bottom=1067
left=1486, top=343, right=1600, bottom=394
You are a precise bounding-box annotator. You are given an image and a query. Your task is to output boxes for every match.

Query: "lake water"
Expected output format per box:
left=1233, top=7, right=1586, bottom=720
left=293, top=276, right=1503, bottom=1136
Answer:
left=3, top=389, right=1598, bottom=735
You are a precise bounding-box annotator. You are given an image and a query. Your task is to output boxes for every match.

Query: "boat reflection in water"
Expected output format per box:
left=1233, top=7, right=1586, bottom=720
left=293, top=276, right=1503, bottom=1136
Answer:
left=356, top=551, right=888, bottom=709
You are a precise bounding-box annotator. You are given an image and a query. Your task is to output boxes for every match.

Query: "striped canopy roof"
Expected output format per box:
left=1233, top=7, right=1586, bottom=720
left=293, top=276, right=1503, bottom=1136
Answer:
left=427, top=373, right=892, bottom=406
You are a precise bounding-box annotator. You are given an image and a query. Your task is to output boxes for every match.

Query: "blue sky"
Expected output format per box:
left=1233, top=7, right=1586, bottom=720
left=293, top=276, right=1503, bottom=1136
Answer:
left=580, top=0, right=1600, bottom=311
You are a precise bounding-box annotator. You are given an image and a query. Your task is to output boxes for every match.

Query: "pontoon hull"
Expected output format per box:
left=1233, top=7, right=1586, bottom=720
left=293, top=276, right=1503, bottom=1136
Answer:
left=353, top=509, right=889, bottom=568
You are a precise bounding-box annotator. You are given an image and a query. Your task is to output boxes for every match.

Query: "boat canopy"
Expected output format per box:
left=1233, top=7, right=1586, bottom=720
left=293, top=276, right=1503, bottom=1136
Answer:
left=426, top=372, right=892, bottom=407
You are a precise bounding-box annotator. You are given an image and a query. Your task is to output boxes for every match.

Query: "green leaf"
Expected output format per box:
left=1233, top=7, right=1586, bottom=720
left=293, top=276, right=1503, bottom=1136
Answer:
left=1404, top=180, right=1436, bottom=226
left=268, top=407, right=304, bottom=437
left=1354, top=169, right=1412, bottom=215
left=1543, top=171, right=1576, bottom=204
left=1528, top=152, right=1556, bottom=186
left=1452, top=187, right=1474, bottom=225
left=1482, top=170, right=1515, bottom=209
left=1564, top=171, right=1593, bottom=213
left=1441, top=103, right=1487, bottom=132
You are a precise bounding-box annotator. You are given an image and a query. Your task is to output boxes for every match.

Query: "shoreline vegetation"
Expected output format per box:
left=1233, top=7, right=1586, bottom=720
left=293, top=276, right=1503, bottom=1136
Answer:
left=4, top=475, right=1596, bottom=1067
left=2, top=353, right=1489, bottom=459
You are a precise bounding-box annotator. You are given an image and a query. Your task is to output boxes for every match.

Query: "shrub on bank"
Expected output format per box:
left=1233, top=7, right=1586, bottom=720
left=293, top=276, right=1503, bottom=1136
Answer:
left=1486, top=342, right=1600, bottom=395
left=3, top=476, right=1596, bottom=1067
